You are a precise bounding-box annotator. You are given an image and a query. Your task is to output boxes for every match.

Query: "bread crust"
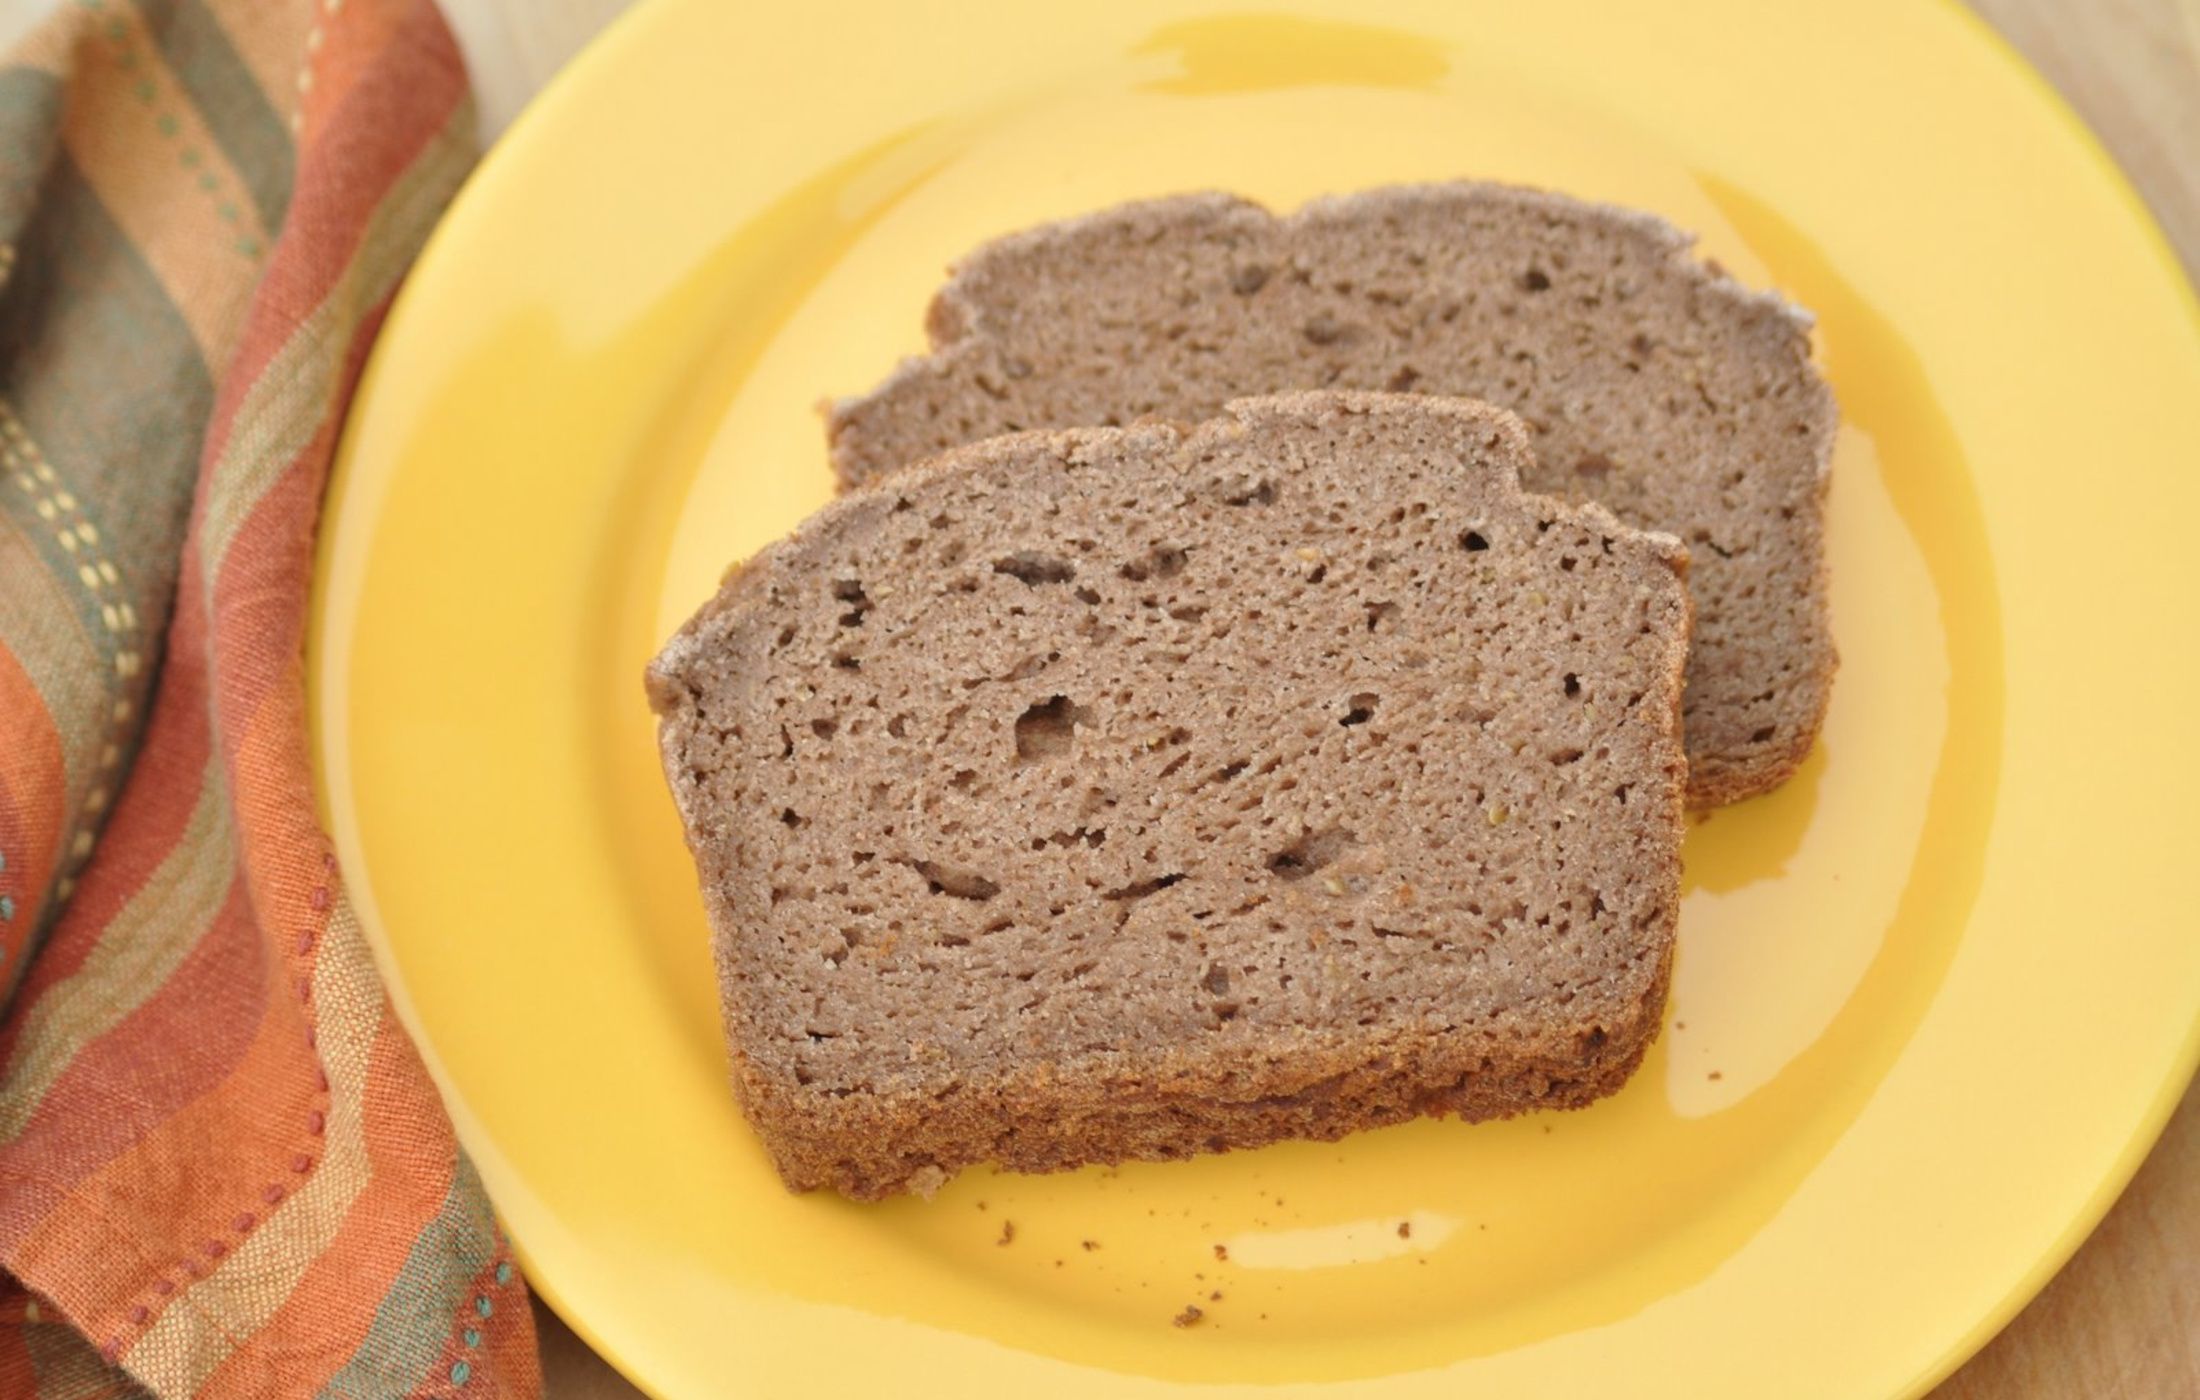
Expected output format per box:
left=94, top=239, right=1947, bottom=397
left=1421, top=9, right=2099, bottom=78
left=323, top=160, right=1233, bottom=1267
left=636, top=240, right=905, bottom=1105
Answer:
left=729, top=981, right=1670, bottom=1200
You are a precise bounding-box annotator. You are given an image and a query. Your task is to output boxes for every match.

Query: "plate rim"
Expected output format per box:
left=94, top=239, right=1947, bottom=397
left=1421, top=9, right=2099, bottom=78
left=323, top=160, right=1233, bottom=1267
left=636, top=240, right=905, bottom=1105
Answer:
left=312, top=0, right=2200, bottom=1394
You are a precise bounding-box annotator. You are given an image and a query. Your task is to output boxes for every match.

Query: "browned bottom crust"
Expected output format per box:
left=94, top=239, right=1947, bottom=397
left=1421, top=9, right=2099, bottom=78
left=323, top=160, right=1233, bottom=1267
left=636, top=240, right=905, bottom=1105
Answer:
left=1682, top=657, right=1834, bottom=809
left=732, top=955, right=1669, bottom=1200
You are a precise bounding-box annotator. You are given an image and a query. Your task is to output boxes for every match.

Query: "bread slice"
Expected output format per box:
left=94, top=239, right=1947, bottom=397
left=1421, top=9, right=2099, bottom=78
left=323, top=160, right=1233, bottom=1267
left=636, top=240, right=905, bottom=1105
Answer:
left=650, top=392, right=1690, bottom=1200
left=827, top=184, right=1833, bottom=807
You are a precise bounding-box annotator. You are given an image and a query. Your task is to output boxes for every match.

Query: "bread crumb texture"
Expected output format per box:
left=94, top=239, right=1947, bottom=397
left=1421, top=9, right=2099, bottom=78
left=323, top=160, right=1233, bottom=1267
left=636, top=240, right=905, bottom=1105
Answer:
left=652, top=393, right=1689, bottom=1199
left=829, top=184, right=1833, bottom=805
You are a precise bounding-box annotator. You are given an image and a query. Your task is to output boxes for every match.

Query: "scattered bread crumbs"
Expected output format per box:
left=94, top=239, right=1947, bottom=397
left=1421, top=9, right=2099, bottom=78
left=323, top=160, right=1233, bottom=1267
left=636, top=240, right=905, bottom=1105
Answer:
left=1397, top=1220, right=1412, bottom=1239
left=997, top=1220, right=1015, bottom=1246
left=1081, top=1239, right=1101, bottom=1252
left=1675, top=1021, right=1687, bottom=1031
left=1054, top=1259, right=1064, bottom=1268
left=1173, top=1305, right=1205, bottom=1328
left=1210, top=1290, right=1223, bottom=1302
left=1213, top=1243, right=1229, bottom=1261
left=1708, top=1070, right=1723, bottom=1081
left=974, top=1200, right=987, bottom=1211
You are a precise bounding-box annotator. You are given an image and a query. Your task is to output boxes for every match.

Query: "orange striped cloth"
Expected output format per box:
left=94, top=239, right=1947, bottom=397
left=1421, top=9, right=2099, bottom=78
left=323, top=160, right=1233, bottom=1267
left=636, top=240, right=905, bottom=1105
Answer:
left=0, top=2, right=540, bottom=1395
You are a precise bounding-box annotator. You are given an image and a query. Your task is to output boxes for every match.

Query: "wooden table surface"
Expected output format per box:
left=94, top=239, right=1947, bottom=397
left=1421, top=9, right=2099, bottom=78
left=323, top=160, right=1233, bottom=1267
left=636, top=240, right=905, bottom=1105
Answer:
left=432, top=2, right=2198, bottom=1394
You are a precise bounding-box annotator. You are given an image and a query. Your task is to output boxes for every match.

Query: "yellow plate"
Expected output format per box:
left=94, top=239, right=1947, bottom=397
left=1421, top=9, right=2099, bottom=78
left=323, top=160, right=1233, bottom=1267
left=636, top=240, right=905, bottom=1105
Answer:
left=310, top=0, right=2200, bottom=1394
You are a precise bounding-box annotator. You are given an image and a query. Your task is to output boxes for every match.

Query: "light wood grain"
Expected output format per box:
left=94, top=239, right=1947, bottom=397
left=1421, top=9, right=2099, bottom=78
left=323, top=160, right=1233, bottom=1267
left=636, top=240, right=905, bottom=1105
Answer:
left=426, top=2, right=2200, bottom=1394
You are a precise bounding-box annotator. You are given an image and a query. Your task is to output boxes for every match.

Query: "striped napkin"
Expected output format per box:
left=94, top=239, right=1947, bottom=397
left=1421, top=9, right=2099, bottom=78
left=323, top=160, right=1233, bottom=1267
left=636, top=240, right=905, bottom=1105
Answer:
left=0, top=1, right=539, bottom=1394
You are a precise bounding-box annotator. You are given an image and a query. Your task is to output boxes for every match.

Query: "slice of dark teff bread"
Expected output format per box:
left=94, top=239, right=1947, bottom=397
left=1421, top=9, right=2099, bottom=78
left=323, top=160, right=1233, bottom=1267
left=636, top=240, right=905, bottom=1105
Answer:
left=651, top=392, right=1691, bottom=1200
left=827, top=184, right=1833, bottom=807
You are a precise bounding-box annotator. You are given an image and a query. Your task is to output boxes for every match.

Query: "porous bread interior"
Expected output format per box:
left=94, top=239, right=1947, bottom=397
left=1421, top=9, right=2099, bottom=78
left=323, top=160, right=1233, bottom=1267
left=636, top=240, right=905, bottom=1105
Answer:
left=652, top=393, right=1690, bottom=1197
left=828, top=185, right=1832, bottom=805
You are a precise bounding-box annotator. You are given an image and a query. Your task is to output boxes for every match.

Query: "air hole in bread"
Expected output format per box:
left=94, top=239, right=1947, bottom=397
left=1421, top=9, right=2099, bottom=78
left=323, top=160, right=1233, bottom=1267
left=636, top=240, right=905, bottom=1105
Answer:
left=1105, top=872, right=1185, bottom=903
left=1013, top=696, right=1084, bottom=763
left=902, top=858, right=1001, bottom=901
left=1268, top=827, right=1355, bottom=880
left=994, top=552, right=1077, bottom=586
left=1302, top=314, right=1347, bottom=345
left=831, top=578, right=871, bottom=629
left=1340, top=693, right=1379, bottom=727
left=1461, top=530, right=1489, bottom=552
left=1031, top=826, right=1106, bottom=851
left=1120, top=545, right=1188, bottom=582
